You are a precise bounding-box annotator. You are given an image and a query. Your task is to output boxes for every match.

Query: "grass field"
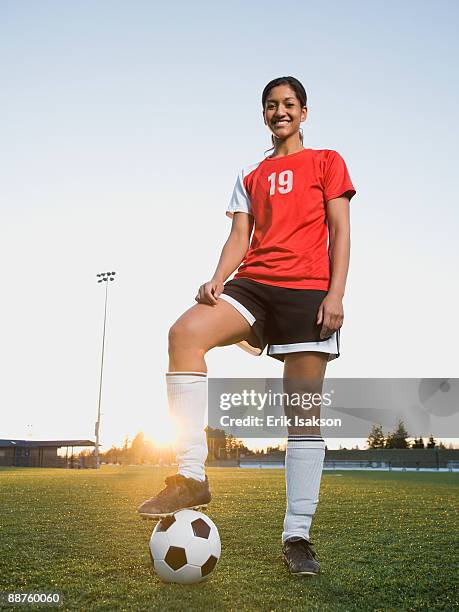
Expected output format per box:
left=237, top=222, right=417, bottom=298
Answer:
left=0, top=466, right=457, bottom=612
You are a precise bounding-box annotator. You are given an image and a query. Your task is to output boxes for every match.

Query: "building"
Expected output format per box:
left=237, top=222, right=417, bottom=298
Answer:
left=0, top=439, right=95, bottom=468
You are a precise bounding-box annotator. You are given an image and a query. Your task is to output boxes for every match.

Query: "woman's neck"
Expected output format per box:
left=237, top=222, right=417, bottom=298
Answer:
left=270, top=135, right=304, bottom=158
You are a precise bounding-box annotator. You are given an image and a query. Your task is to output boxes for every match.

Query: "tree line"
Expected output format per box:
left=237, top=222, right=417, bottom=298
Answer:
left=367, top=420, right=446, bottom=449
left=77, top=421, right=449, bottom=465
left=80, top=427, right=261, bottom=466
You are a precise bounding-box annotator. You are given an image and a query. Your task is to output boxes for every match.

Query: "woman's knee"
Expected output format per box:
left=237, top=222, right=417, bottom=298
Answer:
left=168, top=319, right=207, bottom=355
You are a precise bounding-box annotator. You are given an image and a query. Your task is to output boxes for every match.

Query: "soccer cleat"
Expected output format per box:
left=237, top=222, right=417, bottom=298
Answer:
left=282, top=537, right=320, bottom=576
left=137, top=473, right=211, bottom=519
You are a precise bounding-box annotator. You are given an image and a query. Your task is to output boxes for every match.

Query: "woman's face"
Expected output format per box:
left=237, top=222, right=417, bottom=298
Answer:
left=263, top=84, right=307, bottom=141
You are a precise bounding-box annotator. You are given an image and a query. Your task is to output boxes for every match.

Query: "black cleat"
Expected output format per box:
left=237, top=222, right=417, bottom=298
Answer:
left=282, top=537, right=320, bottom=576
left=137, top=473, right=211, bottom=519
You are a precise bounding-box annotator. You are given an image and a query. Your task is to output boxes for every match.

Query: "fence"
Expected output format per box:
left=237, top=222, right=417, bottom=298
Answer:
left=238, top=460, right=459, bottom=472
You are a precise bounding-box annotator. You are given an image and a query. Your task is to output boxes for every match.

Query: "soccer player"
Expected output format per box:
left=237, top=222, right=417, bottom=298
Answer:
left=138, top=75, right=356, bottom=576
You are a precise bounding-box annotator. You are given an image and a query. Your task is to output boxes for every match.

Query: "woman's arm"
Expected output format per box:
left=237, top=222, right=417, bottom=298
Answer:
left=195, top=212, right=254, bottom=305
left=316, top=196, right=350, bottom=337
left=327, top=196, right=351, bottom=299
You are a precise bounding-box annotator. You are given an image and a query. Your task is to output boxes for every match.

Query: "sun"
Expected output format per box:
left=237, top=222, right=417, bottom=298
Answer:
left=145, top=417, right=177, bottom=448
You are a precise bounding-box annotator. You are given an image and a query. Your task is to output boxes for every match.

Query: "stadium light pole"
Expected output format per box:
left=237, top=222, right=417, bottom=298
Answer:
left=95, top=271, right=117, bottom=469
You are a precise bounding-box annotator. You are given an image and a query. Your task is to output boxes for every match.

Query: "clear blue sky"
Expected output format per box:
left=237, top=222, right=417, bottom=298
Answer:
left=1, top=0, right=458, bottom=451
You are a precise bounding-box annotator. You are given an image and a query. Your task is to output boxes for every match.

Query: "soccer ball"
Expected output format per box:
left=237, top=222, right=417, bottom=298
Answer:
left=149, top=509, right=221, bottom=584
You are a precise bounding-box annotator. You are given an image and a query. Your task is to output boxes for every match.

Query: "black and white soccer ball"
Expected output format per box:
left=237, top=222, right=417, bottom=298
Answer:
left=149, top=509, right=221, bottom=584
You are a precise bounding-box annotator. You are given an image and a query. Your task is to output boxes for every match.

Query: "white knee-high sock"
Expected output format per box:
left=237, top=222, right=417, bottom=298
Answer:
left=282, top=435, right=325, bottom=544
left=166, top=372, right=208, bottom=482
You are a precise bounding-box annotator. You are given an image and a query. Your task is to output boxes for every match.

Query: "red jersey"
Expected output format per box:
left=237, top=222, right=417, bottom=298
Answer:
left=226, top=148, right=356, bottom=290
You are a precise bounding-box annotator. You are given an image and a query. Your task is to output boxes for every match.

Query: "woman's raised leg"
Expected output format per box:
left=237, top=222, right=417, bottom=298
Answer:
left=137, top=297, right=254, bottom=519
left=168, top=298, right=253, bottom=372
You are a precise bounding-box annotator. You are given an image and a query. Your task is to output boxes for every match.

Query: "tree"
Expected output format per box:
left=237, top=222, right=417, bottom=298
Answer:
left=99, top=445, right=121, bottom=464
left=225, top=434, right=250, bottom=459
left=411, top=437, right=425, bottom=449
left=122, top=435, right=130, bottom=465
left=385, top=420, right=410, bottom=449
left=266, top=445, right=282, bottom=454
left=367, top=424, right=385, bottom=449
left=130, top=432, right=146, bottom=464
left=206, top=426, right=227, bottom=461
left=427, top=434, right=436, bottom=449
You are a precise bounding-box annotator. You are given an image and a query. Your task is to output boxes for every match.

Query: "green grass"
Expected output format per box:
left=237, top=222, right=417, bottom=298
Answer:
left=0, top=466, right=457, bottom=611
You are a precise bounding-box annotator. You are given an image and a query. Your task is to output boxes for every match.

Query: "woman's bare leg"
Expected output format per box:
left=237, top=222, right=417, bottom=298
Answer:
left=138, top=298, right=255, bottom=517
left=283, top=351, right=329, bottom=436
left=168, top=299, right=254, bottom=372
left=281, top=351, right=330, bottom=558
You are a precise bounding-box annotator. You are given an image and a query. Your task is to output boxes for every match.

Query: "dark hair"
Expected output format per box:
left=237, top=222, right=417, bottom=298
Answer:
left=262, top=76, right=308, bottom=156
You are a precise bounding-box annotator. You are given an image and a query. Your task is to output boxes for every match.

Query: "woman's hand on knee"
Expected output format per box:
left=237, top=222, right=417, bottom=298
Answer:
left=195, top=278, right=224, bottom=305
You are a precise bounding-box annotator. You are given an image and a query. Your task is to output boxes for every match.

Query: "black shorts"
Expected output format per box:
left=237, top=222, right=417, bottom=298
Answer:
left=220, top=277, right=340, bottom=362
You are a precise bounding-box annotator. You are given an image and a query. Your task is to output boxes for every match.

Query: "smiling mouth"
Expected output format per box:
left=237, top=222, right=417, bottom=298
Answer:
left=273, top=120, right=291, bottom=127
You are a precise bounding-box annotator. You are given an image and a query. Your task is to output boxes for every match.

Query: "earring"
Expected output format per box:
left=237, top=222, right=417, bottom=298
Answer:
left=299, top=127, right=304, bottom=142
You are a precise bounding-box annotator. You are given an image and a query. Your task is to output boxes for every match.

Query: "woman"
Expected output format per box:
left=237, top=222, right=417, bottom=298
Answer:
left=138, top=75, right=357, bottom=576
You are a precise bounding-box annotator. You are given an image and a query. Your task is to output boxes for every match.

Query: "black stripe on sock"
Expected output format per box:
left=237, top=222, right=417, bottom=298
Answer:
left=287, top=437, right=324, bottom=442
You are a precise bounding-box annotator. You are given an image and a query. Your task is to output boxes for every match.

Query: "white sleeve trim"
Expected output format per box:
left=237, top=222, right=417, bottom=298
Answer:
left=226, top=161, right=261, bottom=218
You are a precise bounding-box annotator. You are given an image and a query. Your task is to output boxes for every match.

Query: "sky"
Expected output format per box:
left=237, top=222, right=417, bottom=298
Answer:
left=1, top=0, right=458, bottom=452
